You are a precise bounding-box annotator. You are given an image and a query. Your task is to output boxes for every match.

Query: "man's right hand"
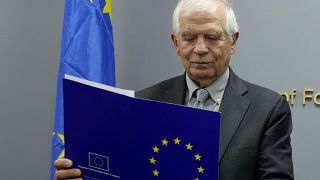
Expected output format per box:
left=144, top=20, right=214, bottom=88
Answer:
left=54, top=158, right=82, bottom=180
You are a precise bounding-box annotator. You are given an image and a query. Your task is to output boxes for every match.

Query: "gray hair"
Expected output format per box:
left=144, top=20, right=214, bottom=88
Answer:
left=172, top=0, right=239, bottom=40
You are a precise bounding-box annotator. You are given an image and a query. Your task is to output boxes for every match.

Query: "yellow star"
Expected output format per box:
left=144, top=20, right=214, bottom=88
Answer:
left=197, top=166, right=205, bottom=173
left=103, top=0, right=113, bottom=20
left=174, top=137, right=181, bottom=145
left=153, top=169, right=160, bottom=177
left=194, top=177, right=199, bottom=180
left=186, top=143, right=193, bottom=150
left=161, top=139, right=169, bottom=146
left=195, top=154, right=202, bottom=161
left=152, top=146, right=160, bottom=153
left=149, top=157, right=156, bottom=164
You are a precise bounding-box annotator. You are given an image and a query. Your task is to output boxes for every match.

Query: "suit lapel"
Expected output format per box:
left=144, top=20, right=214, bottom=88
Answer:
left=159, top=74, right=187, bottom=105
left=218, top=69, right=250, bottom=162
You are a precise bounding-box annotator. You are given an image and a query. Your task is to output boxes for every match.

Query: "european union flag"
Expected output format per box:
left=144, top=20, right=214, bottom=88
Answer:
left=89, top=152, right=110, bottom=171
left=51, top=0, right=115, bottom=179
left=63, top=77, right=220, bottom=180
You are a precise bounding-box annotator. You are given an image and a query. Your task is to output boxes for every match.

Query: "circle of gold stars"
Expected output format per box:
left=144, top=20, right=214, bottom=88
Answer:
left=148, top=137, right=205, bottom=179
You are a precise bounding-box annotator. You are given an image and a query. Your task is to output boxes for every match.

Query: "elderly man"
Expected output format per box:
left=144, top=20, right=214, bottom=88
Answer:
left=55, top=0, right=294, bottom=179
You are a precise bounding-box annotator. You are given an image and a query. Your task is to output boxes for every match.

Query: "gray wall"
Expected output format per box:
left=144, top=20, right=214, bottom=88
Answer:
left=0, top=0, right=64, bottom=179
left=0, top=0, right=318, bottom=179
left=114, top=0, right=183, bottom=90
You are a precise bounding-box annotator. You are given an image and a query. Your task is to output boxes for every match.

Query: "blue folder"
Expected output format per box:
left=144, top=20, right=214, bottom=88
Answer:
left=64, top=77, right=221, bottom=180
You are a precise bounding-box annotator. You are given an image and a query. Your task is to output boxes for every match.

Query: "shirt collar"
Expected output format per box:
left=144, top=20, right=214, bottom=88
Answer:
left=186, top=67, right=230, bottom=105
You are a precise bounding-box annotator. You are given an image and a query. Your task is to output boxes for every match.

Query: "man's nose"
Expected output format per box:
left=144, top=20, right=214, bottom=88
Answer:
left=194, top=37, right=209, bottom=55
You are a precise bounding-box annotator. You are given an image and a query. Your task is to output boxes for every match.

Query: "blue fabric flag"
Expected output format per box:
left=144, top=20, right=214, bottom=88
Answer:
left=51, top=0, right=115, bottom=179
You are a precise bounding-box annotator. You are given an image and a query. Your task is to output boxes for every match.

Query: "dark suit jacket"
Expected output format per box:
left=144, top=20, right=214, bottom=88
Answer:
left=136, top=69, right=294, bottom=180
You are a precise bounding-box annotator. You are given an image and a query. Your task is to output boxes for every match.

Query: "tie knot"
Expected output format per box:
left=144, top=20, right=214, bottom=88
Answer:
left=196, top=89, right=209, bottom=103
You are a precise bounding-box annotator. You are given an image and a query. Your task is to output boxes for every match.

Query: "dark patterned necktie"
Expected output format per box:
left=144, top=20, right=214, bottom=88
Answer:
left=193, top=89, right=209, bottom=110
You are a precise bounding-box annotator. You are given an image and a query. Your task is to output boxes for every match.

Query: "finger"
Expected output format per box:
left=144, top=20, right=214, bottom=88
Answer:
left=54, top=158, right=73, bottom=170
left=55, top=168, right=82, bottom=180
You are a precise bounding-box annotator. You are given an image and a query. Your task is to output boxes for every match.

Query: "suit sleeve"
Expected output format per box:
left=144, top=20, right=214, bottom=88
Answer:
left=257, top=97, right=294, bottom=179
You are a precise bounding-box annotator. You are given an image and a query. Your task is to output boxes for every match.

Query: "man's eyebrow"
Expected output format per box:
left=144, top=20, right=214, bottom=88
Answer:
left=180, top=32, right=196, bottom=37
left=206, top=31, right=223, bottom=36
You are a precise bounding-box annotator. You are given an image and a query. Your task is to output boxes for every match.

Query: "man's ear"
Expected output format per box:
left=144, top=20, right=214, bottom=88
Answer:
left=230, top=32, right=239, bottom=54
left=171, top=33, right=181, bottom=56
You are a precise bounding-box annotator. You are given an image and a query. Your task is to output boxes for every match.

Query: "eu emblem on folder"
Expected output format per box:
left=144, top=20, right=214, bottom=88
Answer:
left=64, top=75, right=221, bottom=180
